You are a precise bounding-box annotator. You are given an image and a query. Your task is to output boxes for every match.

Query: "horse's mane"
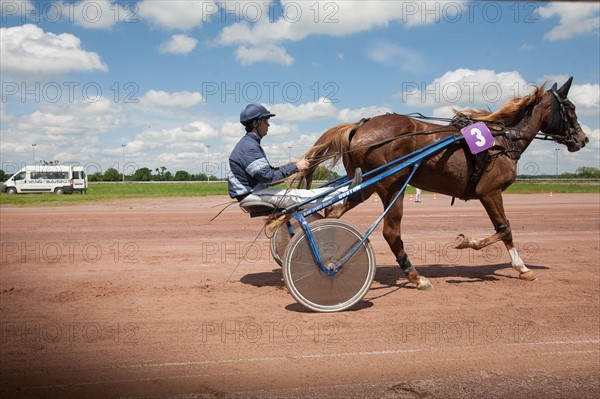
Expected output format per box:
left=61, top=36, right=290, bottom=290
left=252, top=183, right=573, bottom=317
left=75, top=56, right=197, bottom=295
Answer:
left=454, top=83, right=547, bottom=125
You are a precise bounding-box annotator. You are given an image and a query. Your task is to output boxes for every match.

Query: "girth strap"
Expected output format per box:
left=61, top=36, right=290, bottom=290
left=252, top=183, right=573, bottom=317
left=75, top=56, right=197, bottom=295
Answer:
left=460, top=150, right=490, bottom=201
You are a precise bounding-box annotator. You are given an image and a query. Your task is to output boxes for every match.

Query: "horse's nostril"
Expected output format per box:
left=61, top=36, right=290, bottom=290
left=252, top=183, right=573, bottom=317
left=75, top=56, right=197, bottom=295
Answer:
left=585, top=137, right=590, bottom=143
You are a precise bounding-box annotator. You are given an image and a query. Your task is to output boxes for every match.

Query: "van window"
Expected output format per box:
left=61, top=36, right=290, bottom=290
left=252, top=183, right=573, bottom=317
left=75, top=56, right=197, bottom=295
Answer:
left=73, top=171, right=85, bottom=179
left=13, top=172, right=26, bottom=181
left=31, top=171, right=68, bottom=180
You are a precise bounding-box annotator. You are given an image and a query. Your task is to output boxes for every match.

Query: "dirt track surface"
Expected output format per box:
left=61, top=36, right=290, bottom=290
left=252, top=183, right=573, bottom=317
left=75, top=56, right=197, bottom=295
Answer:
left=1, top=193, right=599, bottom=398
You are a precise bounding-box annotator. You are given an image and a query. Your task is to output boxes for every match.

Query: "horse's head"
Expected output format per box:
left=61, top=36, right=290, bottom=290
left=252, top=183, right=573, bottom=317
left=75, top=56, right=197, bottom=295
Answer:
left=543, top=77, right=589, bottom=152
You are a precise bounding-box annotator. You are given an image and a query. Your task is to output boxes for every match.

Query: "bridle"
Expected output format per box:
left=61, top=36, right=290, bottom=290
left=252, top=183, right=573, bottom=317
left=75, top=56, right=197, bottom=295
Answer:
left=535, top=90, right=582, bottom=146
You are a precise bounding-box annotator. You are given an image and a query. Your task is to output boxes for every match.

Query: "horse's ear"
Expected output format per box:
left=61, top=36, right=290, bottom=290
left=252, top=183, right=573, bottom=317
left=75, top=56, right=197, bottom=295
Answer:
left=557, top=76, right=573, bottom=98
left=551, top=83, right=558, bottom=91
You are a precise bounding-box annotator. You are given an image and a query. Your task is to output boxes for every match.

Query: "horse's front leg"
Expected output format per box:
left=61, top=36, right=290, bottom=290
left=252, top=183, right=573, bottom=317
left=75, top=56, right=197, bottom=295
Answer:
left=454, top=192, right=536, bottom=281
left=383, top=194, right=433, bottom=290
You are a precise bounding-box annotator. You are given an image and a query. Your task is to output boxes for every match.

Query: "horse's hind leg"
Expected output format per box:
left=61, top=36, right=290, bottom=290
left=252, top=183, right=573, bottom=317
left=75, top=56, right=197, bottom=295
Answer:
left=383, top=192, right=433, bottom=290
left=454, top=191, right=536, bottom=281
left=324, top=164, right=375, bottom=219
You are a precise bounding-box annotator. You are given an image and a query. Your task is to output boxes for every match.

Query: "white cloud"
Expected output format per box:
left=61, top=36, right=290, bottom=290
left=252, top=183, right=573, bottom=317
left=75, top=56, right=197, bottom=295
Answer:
left=139, top=90, right=204, bottom=108
left=397, top=71, right=599, bottom=120
left=116, top=120, right=220, bottom=172
left=581, top=125, right=599, bottom=155
left=366, top=41, right=427, bottom=74
left=337, top=105, right=393, bottom=122
left=519, top=43, right=534, bottom=52
left=158, top=34, right=198, bottom=54
left=269, top=98, right=338, bottom=121
left=216, top=0, right=461, bottom=66
left=132, top=121, right=218, bottom=153
left=519, top=124, right=599, bottom=176
left=138, top=0, right=216, bottom=30
left=539, top=77, right=599, bottom=118
left=116, top=120, right=219, bottom=172
left=0, top=102, right=13, bottom=124
left=70, top=0, right=132, bottom=29
left=0, top=99, right=124, bottom=163
left=263, top=121, right=298, bottom=138
left=431, top=106, right=456, bottom=119
left=539, top=2, right=600, bottom=41
left=13, top=99, right=123, bottom=138
left=568, top=83, right=600, bottom=118
left=235, top=44, right=294, bottom=66
left=397, top=68, right=533, bottom=108
left=0, top=24, right=108, bottom=78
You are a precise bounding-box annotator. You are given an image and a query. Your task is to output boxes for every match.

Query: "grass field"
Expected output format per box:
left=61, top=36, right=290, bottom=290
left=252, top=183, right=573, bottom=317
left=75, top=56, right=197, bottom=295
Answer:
left=0, top=181, right=598, bottom=207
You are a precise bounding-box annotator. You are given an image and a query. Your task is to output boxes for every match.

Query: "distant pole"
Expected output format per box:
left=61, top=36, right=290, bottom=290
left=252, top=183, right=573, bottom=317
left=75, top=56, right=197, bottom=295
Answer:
left=122, top=144, right=126, bottom=182
left=288, top=146, right=292, bottom=163
left=32, top=144, right=36, bottom=166
left=206, top=144, right=211, bottom=181
left=555, top=148, right=559, bottom=177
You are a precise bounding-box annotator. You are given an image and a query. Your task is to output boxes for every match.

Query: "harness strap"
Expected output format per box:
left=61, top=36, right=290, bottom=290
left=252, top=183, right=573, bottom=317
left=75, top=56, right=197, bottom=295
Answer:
left=459, top=150, right=490, bottom=201
left=549, top=90, right=569, bottom=133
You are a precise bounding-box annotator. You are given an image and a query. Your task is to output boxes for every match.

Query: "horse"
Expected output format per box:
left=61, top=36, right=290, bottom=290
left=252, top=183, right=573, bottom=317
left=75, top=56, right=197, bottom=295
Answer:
left=296, top=77, right=589, bottom=290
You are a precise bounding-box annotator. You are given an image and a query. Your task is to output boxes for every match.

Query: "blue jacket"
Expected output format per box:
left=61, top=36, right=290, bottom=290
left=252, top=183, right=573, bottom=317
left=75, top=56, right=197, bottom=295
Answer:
left=228, top=132, right=298, bottom=199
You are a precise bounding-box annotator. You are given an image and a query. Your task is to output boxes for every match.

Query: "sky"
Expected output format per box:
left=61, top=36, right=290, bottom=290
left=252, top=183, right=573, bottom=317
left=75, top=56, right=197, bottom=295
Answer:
left=1, top=0, right=599, bottom=178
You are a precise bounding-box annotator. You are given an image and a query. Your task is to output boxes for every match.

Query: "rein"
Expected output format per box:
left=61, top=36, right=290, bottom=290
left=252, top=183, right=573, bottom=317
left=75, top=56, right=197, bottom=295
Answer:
left=304, top=113, right=517, bottom=168
left=302, top=90, right=576, bottom=180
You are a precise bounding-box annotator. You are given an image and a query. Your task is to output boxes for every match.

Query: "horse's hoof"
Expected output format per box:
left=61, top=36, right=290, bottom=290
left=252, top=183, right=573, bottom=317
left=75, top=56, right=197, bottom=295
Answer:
left=417, top=281, right=434, bottom=291
left=453, top=234, right=469, bottom=249
left=519, top=271, right=536, bottom=281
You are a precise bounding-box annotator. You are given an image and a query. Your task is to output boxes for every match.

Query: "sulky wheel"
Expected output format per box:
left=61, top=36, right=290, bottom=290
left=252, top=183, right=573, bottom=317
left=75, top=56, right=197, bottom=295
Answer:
left=270, top=213, right=323, bottom=266
left=283, top=219, right=376, bottom=313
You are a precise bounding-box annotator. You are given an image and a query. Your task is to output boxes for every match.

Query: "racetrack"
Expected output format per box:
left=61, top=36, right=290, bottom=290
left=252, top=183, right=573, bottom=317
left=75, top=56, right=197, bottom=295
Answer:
left=1, top=193, right=598, bottom=398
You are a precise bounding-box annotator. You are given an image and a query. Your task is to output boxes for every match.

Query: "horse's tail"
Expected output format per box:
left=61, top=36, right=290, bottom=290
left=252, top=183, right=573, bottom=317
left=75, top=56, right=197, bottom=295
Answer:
left=266, top=123, right=357, bottom=232
left=292, top=122, right=358, bottom=189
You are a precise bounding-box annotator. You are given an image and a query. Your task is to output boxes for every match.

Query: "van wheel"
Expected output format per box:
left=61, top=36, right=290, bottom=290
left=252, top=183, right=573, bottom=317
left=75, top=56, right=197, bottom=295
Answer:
left=54, top=188, right=64, bottom=195
left=6, top=187, right=16, bottom=195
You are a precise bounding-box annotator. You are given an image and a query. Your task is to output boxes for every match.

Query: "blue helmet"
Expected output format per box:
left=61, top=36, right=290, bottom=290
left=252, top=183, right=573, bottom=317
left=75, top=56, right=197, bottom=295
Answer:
left=240, top=104, right=275, bottom=125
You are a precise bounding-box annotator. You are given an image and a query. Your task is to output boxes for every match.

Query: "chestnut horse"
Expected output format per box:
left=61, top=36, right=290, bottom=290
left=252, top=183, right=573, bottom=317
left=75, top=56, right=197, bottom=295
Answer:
left=297, top=77, right=589, bottom=290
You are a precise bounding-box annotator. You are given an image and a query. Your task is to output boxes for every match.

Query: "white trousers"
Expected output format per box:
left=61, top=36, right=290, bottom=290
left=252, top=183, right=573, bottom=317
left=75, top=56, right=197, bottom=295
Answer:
left=240, top=186, right=348, bottom=208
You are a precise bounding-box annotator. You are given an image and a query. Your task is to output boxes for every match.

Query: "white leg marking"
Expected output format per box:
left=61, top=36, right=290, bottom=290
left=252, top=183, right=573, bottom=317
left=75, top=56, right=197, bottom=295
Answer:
left=508, top=247, right=530, bottom=273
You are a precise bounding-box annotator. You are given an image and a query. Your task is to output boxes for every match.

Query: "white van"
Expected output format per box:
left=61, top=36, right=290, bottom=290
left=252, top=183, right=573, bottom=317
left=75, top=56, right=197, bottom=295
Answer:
left=1, top=165, right=87, bottom=195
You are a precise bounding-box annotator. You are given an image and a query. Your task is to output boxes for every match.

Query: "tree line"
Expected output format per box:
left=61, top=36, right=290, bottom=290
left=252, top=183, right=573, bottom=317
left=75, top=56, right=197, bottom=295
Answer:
left=87, top=167, right=221, bottom=182
left=86, top=165, right=340, bottom=182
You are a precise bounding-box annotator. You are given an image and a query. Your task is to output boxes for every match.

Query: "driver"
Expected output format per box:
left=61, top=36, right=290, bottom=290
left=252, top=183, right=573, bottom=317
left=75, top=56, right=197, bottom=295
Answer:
left=227, top=104, right=360, bottom=209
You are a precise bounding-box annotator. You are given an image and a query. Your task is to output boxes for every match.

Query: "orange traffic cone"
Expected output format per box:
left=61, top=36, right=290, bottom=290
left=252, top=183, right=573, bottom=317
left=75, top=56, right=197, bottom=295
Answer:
left=409, top=194, right=413, bottom=202
left=433, top=194, right=437, bottom=200
left=549, top=191, right=553, bottom=197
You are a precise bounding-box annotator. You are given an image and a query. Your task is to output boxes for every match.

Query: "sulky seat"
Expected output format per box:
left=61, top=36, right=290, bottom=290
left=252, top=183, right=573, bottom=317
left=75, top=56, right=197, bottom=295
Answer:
left=239, top=200, right=277, bottom=217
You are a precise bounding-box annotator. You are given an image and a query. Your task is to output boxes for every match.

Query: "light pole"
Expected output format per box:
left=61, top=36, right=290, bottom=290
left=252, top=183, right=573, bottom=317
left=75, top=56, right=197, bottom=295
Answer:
left=206, top=144, right=211, bottom=181
left=555, top=148, right=559, bottom=178
left=288, top=146, right=292, bottom=163
left=32, top=144, right=36, bottom=166
left=121, top=144, right=126, bottom=182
